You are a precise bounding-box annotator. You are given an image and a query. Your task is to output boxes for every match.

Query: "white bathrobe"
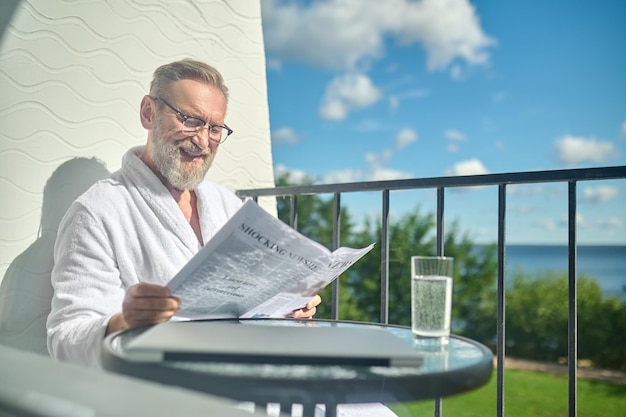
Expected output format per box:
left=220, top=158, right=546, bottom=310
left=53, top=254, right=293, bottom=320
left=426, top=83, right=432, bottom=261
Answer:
left=47, top=146, right=243, bottom=367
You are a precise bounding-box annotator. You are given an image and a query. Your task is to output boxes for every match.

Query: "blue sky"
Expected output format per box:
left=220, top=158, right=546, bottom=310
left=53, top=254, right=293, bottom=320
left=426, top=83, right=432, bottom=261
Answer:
left=260, top=0, right=626, bottom=245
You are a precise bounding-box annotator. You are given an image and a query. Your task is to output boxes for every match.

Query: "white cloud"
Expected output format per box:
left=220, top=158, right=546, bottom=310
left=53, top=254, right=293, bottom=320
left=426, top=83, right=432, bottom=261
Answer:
left=621, top=121, right=626, bottom=138
left=274, top=164, right=310, bottom=184
left=365, top=149, right=393, bottom=169
left=323, top=165, right=413, bottom=184
left=322, top=131, right=416, bottom=183
left=444, top=130, right=466, bottom=154
left=365, top=167, right=413, bottom=181
left=262, top=0, right=387, bottom=71
left=554, top=135, right=617, bottom=165
left=262, top=0, right=495, bottom=73
left=582, top=185, right=619, bottom=204
left=394, top=0, right=496, bottom=71
left=319, top=73, right=381, bottom=121
left=444, top=129, right=467, bottom=141
left=323, top=169, right=361, bottom=184
left=319, top=100, right=347, bottom=121
left=394, top=128, right=418, bottom=149
left=388, top=89, right=429, bottom=113
left=445, top=158, right=489, bottom=176
left=272, top=127, right=299, bottom=144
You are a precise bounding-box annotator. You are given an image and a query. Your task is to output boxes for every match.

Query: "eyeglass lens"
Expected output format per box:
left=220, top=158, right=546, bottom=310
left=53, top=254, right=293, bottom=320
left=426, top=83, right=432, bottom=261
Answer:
left=181, top=121, right=229, bottom=142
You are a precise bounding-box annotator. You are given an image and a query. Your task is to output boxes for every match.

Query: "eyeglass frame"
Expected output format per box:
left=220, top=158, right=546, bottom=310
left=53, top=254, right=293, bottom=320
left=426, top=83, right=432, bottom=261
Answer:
left=151, top=96, right=233, bottom=144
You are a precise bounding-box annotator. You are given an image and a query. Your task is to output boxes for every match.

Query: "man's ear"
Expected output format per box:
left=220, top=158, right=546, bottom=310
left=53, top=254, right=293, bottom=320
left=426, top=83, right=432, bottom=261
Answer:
left=139, top=95, right=155, bottom=130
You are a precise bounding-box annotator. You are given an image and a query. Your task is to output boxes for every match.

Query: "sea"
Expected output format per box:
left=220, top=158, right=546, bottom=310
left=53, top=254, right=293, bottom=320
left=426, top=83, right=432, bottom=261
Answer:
left=503, top=245, right=626, bottom=300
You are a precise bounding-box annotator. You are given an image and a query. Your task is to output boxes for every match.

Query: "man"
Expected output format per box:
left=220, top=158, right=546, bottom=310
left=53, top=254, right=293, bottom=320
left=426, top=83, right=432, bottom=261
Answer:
left=47, top=59, right=320, bottom=367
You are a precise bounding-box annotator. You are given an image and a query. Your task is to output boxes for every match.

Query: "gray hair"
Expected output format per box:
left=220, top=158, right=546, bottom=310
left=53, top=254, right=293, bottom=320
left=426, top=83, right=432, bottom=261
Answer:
left=149, top=59, right=229, bottom=103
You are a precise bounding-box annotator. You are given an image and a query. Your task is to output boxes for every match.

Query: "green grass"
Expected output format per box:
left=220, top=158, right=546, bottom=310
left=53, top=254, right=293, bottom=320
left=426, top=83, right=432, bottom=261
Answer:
left=388, top=370, right=626, bottom=417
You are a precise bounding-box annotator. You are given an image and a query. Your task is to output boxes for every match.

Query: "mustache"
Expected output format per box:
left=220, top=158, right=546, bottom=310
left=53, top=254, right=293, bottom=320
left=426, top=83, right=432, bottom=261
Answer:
left=177, top=140, right=210, bottom=156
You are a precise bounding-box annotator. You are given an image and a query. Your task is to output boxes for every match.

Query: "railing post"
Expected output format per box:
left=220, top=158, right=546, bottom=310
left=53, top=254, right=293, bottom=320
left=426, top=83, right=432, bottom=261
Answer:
left=380, top=189, right=390, bottom=324
left=290, top=195, right=298, bottom=230
left=434, top=187, right=445, bottom=417
left=568, top=181, right=578, bottom=417
left=436, top=187, right=444, bottom=256
left=332, top=192, right=341, bottom=320
left=497, top=184, right=507, bottom=417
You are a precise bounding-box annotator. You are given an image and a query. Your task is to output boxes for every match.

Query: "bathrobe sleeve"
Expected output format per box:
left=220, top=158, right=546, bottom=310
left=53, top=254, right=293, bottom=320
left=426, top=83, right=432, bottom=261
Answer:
left=47, top=201, right=126, bottom=368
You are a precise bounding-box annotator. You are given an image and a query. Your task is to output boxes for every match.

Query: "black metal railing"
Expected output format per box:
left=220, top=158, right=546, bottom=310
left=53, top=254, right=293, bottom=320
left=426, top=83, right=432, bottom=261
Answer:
left=236, top=165, right=626, bottom=417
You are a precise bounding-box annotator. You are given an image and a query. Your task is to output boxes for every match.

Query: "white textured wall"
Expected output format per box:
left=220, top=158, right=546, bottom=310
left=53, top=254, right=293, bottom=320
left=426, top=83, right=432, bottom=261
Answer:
left=0, top=0, right=275, bottom=282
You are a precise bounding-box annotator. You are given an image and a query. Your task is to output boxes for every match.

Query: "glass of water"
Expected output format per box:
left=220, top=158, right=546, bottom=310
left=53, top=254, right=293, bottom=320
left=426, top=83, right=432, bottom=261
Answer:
left=410, top=256, right=454, bottom=348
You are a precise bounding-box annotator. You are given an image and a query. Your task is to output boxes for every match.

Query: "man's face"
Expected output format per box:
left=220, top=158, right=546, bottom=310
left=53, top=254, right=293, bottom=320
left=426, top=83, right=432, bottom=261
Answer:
left=147, top=79, right=227, bottom=190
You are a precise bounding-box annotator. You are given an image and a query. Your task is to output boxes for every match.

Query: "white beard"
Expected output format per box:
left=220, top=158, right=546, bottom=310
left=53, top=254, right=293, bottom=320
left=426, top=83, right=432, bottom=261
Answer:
left=149, top=121, right=215, bottom=190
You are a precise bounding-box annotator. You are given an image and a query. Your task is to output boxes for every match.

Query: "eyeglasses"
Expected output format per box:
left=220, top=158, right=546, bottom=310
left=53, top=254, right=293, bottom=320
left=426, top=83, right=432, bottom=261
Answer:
left=153, top=96, right=233, bottom=144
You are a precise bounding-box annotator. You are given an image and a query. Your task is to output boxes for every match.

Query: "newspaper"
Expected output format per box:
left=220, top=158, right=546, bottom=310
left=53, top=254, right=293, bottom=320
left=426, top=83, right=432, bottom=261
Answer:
left=167, top=200, right=374, bottom=319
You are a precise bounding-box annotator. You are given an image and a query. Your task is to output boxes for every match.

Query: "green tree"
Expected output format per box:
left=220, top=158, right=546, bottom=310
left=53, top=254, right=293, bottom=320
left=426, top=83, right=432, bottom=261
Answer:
left=578, top=285, right=626, bottom=370
left=505, top=269, right=569, bottom=361
left=505, top=270, right=626, bottom=370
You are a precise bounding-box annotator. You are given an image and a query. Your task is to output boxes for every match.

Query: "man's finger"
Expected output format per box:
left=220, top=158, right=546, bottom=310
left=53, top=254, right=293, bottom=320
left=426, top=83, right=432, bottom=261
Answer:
left=306, top=295, right=322, bottom=310
left=124, top=296, right=180, bottom=312
left=128, top=282, right=172, bottom=298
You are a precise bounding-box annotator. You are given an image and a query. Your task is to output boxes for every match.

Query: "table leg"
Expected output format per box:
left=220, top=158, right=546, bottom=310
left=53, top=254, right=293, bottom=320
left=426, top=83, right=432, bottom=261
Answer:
left=301, top=402, right=316, bottom=417
left=325, top=403, right=337, bottom=417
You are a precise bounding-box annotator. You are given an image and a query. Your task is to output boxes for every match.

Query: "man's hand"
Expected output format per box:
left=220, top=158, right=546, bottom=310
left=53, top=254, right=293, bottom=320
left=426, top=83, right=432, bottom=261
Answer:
left=106, top=283, right=180, bottom=335
left=291, top=294, right=322, bottom=319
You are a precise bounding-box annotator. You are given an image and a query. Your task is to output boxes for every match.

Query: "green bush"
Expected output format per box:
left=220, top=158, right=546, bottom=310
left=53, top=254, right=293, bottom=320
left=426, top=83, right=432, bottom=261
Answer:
left=506, top=270, right=626, bottom=370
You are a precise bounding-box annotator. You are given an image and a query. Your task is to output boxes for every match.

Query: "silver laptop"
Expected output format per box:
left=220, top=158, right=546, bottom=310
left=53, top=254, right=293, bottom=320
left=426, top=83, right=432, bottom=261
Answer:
left=124, top=321, right=423, bottom=368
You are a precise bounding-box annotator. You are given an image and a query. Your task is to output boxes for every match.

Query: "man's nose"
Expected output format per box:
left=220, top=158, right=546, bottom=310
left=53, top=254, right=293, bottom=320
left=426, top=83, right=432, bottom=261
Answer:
left=189, top=128, right=211, bottom=150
